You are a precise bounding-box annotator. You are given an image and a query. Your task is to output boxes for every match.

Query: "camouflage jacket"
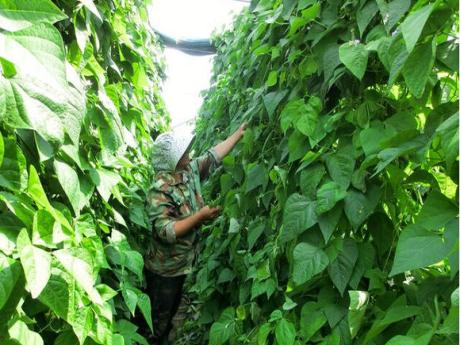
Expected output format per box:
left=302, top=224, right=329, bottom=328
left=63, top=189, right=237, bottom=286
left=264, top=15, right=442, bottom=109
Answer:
left=145, top=148, right=221, bottom=276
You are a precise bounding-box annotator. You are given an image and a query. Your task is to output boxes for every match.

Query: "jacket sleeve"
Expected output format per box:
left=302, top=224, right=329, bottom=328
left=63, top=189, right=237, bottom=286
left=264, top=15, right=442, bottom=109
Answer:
left=192, top=147, right=221, bottom=181
left=146, top=188, right=177, bottom=244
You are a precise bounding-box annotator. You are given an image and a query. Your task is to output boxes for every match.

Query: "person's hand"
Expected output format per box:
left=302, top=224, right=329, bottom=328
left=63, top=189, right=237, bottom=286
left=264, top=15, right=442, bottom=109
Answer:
left=237, top=122, right=248, bottom=139
left=199, top=205, right=221, bottom=221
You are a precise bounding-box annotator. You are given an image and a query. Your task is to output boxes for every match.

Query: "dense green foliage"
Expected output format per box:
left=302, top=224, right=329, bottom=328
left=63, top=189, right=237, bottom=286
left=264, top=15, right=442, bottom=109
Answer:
left=0, top=0, right=168, bottom=344
left=183, top=0, right=459, bottom=344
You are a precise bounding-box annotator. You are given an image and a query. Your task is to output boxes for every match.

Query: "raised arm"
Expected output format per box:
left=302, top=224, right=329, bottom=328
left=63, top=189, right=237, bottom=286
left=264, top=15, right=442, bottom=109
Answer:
left=213, top=122, right=247, bottom=160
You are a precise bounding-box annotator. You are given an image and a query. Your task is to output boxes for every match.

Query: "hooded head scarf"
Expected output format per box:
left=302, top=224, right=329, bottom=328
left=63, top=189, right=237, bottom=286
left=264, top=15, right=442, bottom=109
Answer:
left=152, top=129, right=195, bottom=171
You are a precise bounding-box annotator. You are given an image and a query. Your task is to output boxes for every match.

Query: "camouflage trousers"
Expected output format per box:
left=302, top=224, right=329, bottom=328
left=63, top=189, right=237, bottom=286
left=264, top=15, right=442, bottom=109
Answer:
left=145, top=271, right=188, bottom=344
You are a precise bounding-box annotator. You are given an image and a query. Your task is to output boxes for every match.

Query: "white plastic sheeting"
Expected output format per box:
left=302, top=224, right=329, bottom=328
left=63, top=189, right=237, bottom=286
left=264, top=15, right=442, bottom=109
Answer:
left=148, top=0, right=248, bottom=131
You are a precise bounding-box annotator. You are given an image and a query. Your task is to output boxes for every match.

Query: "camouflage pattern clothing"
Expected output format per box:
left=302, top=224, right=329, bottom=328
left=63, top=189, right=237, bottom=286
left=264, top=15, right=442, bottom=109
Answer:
left=145, top=147, right=221, bottom=277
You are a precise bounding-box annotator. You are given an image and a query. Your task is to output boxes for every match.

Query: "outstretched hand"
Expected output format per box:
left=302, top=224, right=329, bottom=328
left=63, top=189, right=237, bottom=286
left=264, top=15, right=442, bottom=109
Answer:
left=199, top=205, right=221, bottom=221
left=237, top=122, right=248, bottom=139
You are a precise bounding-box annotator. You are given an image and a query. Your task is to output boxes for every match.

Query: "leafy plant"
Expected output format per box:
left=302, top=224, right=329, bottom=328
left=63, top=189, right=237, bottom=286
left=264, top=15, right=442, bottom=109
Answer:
left=181, top=0, right=459, bottom=344
left=0, top=0, right=168, bottom=344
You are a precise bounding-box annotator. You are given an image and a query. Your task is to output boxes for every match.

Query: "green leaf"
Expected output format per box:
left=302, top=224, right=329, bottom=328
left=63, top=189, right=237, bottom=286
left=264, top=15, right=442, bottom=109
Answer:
left=38, top=271, right=70, bottom=320
left=390, top=224, right=450, bottom=276
left=54, top=160, right=81, bottom=215
left=280, top=193, right=317, bottom=243
left=0, top=134, right=3, bottom=167
left=318, top=204, right=342, bottom=243
left=348, top=290, right=369, bottom=338
left=357, top=0, right=378, bottom=36
left=316, top=181, right=347, bottom=215
left=246, top=164, right=268, bottom=192
left=28, top=165, right=51, bottom=209
left=415, top=190, right=458, bottom=230
left=325, top=146, right=355, bottom=189
left=263, top=90, right=288, bottom=118
left=54, top=248, right=103, bottom=305
left=400, top=4, right=434, bottom=53
left=0, top=24, right=85, bottom=145
left=89, top=168, right=121, bottom=202
left=377, top=0, right=411, bottom=33
left=339, top=42, right=369, bottom=80
left=344, top=186, right=380, bottom=229
left=292, top=242, right=329, bottom=286
left=17, top=229, right=51, bottom=298
left=248, top=221, right=265, bottom=250
left=257, top=323, right=271, bottom=345
left=0, top=0, right=66, bottom=32
left=266, top=70, right=278, bottom=87
left=402, top=39, right=436, bottom=98
left=8, top=320, right=43, bottom=345
left=295, top=104, right=318, bottom=137
left=275, top=318, right=296, bottom=345
left=299, top=163, right=326, bottom=198
left=0, top=256, right=21, bottom=309
left=137, top=293, right=153, bottom=332
left=300, top=302, right=327, bottom=340
left=280, top=99, right=304, bottom=133
left=209, top=308, right=235, bottom=345
left=327, top=238, right=359, bottom=295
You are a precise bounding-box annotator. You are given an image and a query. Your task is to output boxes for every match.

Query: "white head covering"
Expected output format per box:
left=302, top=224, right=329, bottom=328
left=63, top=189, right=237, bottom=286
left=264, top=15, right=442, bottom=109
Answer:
left=152, top=129, right=195, bottom=171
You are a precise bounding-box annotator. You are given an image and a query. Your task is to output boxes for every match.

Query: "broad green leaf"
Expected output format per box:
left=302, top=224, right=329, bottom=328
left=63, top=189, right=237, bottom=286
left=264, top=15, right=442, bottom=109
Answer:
left=0, top=24, right=85, bottom=145
left=318, top=204, right=342, bottom=243
left=266, top=70, right=277, bottom=87
left=348, top=290, right=369, bottom=338
left=89, top=168, right=121, bottom=202
left=435, top=112, right=459, bottom=171
left=280, top=193, right=317, bottom=243
left=0, top=0, right=66, bottom=32
left=295, top=104, right=318, bottom=137
left=349, top=242, right=375, bottom=289
left=28, top=164, right=52, bottom=209
left=54, top=249, right=103, bottom=305
left=377, top=0, right=411, bottom=33
left=299, top=163, right=326, bottom=198
left=80, top=0, right=102, bottom=21
left=357, top=0, right=378, bottom=36
left=38, top=271, right=70, bottom=320
left=390, top=224, right=450, bottom=276
left=18, top=229, right=51, bottom=298
left=386, top=34, right=409, bottom=85
left=246, top=164, right=268, bottom=192
left=402, top=39, right=436, bottom=98
left=339, top=42, right=369, bottom=80
left=275, top=318, right=296, bottom=345
left=137, top=293, right=153, bottom=331
left=0, top=139, right=27, bottom=192
left=248, top=221, right=265, bottom=250
left=325, top=146, right=355, bottom=189
left=0, top=134, right=3, bottom=166
left=327, top=238, right=359, bottom=295
left=415, top=190, right=457, bottom=230
left=263, top=90, right=288, bottom=118
left=122, top=287, right=138, bottom=316
left=364, top=300, right=420, bottom=343
left=300, top=302, right=327, bottom=340
left=257, top=323, right=271, bottom=345
left=8, top=320, right=43, bottom=345
left=32, top=209, right=66, bottom=248
left=400, top=4, right=434, bottom=53
left=280, top=99, right=304, bottom=133
left=54, top=160, right=81, bottom=215
left=316, top=181, right=347, bottom=215
left=0, top=256, right=21, bottom=309
left=292, top=242, right=329, bottom=286
left=344, top=186, right=380, bottom=229
left=209, top=308, right=235, bottom=345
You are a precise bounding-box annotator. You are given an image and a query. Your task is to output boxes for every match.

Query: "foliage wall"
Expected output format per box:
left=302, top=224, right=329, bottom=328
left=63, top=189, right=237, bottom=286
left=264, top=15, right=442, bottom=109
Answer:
left=0, top=0, right=168, bottom=344
left=185, top=0, right=459, bottom=344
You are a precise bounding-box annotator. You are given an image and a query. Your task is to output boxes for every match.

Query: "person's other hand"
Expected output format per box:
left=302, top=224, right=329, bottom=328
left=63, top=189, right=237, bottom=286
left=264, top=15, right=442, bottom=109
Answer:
left=199, top=206, right=221, bottom=221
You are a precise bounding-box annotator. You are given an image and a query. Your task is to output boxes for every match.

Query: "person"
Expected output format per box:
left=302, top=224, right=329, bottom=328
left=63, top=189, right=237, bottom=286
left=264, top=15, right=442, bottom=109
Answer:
left=145, top=122, right=247, bottom=344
